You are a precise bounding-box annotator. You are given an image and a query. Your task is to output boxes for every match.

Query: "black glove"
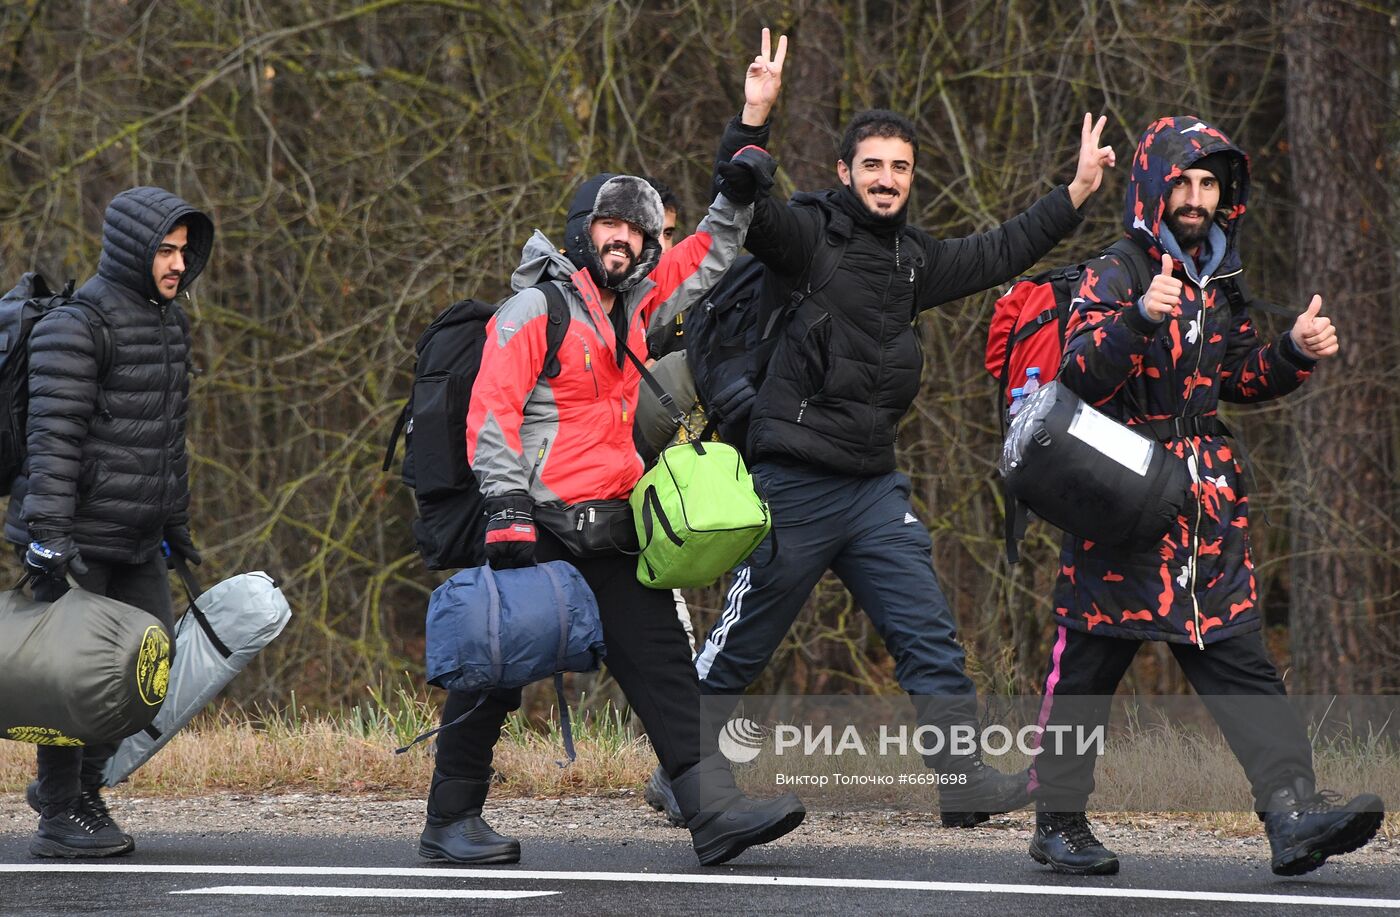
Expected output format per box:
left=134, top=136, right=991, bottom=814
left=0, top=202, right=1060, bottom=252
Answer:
left=24, top=532, right=88, bottom=578
left=715, top=145, right=777, bottom=205
left=709, top=376, right=757, bottom=426
left=483, top=493, right=536, bottom=569
left=163, top=525, right=203, bottom=567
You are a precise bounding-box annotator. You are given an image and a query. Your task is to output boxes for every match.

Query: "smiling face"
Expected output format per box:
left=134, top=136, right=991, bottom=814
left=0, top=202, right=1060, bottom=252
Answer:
left=151, top=223, right=189, bottom=300
left=1164, top=167, right=1220, bottom=252
left=836, top=135, right=915, bottom=221
left=589, top=216, right=643, bottom=286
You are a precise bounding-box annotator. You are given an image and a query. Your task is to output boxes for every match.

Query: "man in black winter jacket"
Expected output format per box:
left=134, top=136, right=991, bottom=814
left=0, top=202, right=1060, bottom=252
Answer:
left=678, top=109, right=1115, bottom=826
left=10, top=186, right=213, bottom=859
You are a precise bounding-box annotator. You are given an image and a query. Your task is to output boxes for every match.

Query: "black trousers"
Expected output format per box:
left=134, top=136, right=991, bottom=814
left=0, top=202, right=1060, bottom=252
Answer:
left=32, top=555, right=175, bottom=816
left=1027, top=625, right=1315, bottom=812
left=433, top=528, right=715, bottom=782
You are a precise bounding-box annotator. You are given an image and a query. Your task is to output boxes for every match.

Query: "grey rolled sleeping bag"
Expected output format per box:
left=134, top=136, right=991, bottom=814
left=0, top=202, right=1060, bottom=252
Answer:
left=104, top=567, right=291, bottom=785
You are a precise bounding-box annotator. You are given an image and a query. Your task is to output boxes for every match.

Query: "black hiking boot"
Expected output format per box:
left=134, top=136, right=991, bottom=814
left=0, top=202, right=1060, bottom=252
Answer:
left=1261, top=778, right=1384, bottom=877
left=937, top=755, right=1032, bottom=828
left=29, top=800, right=135, bottom=859
left=1029, top=811, right=1120, bottom=876
left=671, top=754, right=805, bottom=867
left=418, top=772, right=521, bottom=865
left=643, top=765, right=686, bottom=827
left=27, top=781, right=134, bottom=856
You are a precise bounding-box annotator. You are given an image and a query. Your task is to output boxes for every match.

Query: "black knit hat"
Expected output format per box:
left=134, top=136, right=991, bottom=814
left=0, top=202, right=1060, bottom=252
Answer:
left=1193, top=151, right=1234, bottom=211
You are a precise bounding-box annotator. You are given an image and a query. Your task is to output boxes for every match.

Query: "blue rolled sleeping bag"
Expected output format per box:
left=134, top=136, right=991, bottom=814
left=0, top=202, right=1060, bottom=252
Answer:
left=426, top=561, right=604, bottom=693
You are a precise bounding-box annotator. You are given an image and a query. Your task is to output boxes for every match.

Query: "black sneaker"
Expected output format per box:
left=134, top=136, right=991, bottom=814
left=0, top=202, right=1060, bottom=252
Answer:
left=1263, top=780, right=1384, bottom=877
left=1029, top=811, right=1120, bottom=875
left=28, top=781, right=136, bottom=854
left=643, top=765, right=686, bottom=828
left=30, top=802, right=135, bottom=859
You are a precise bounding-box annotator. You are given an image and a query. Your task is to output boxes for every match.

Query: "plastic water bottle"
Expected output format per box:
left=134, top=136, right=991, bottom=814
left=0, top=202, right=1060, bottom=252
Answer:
left=1008, top=386, right=1026, bottom=418
left=1023, top=366, right=1041, bottom=398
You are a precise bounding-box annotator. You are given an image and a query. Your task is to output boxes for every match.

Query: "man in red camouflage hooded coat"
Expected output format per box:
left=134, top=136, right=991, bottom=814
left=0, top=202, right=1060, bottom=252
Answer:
left=1024, top=116, right=1383, bottom=878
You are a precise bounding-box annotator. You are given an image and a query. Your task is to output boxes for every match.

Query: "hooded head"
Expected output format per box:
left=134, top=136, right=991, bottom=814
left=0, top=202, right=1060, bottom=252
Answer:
left=563, top=174, right=664, bottom=293
left=97, top=186, right=214, bottom=303
left=1124, top=117, right=1249, bottom=271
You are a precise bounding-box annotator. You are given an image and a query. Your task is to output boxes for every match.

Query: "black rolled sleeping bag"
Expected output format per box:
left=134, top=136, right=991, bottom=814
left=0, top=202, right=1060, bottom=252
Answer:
left=999, top=381, right=1191, bottom=555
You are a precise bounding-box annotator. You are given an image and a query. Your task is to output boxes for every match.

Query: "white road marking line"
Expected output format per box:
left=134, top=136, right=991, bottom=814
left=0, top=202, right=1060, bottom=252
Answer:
left=171, top=885, right=556, bottom=900
left=0, top=864, right=1395, bottom=910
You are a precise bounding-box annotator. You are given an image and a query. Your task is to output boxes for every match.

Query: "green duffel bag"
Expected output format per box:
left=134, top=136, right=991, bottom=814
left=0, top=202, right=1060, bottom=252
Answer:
left=631, top=438, right=771, bottom=589
left=0, top=580, right=171, bottom=746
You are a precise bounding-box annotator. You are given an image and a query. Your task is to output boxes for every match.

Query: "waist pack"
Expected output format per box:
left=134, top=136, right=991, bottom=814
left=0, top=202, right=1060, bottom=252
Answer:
left=0, top=580, right=171, bottom=746
left=534, top=500, right=639, bottom=558
left=401, top=561, right=605, bottom=760
left=631, top=438, right=772, bottom=589
left=104, top=562, right=292, bottom=786
left=999, top=381, right=1191, bottom=562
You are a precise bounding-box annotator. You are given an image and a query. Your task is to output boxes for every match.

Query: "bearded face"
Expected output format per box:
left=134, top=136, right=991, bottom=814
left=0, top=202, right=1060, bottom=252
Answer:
left=1163, top=168, right=1221, bottom=251
left=590, top=217, right=642, bottom=288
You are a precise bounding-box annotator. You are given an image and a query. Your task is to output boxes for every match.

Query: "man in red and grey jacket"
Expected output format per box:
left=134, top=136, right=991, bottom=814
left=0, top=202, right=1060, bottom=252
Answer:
left=419, top=30, right=807, bottom=870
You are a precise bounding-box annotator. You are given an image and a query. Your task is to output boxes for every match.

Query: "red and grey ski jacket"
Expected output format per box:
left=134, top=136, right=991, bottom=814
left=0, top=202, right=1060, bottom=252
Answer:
left=467, top=195, right=750, bottom=506
left=1053, top=116, right=1316, bottom=646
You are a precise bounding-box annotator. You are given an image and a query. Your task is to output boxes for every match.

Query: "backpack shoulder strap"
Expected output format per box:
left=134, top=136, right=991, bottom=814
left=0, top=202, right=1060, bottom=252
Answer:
left=1103, top=237, right=1154, bottom=298
left=760, top=207, right=852, bottom=341
left=534, top=281, right=572, bottom=379
left=1218, top=273, right=1296, bottom=319
left=52, top=295, right=114, bottom=384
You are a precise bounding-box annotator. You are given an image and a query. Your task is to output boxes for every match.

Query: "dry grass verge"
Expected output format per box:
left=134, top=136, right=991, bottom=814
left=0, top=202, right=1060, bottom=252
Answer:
left=1, top=696, right=1394, bottom=842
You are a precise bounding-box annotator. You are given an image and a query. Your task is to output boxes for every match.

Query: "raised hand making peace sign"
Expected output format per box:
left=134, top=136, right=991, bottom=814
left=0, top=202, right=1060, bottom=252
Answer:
left=742, top=28, right=788, bottom=127
left=1068, top=113, right=1115, bottom=208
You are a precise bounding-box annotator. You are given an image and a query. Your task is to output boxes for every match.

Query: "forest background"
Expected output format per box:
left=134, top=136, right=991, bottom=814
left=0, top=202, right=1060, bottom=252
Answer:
left=0, top=0, right=1395, bottom=718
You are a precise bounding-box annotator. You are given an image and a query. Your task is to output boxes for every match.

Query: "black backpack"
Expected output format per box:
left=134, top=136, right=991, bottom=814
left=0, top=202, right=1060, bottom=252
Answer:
left=382, top=283, right=570, bottom=570
left=0, top=273, right=113, bottom=487
left=685, top=208, right=852, bottom=450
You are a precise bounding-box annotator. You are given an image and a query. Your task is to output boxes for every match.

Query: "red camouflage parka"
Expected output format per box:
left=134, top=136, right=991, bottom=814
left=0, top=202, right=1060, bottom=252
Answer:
left=1052, top=116, right=1317, bottom=647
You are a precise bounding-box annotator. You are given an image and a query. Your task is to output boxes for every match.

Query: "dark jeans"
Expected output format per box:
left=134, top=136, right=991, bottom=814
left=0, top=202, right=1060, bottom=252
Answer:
left=1027, top=625, right=1316, bottom=812
left=32, top=555, right=174, bottom=816
left=433, top=527, right=714, bottom=783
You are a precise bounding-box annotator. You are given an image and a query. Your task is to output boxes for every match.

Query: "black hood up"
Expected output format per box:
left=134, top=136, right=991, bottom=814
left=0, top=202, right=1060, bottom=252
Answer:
left=97, top=186, right=214, bottom=302
left=562, top=173, right=663, bottom=293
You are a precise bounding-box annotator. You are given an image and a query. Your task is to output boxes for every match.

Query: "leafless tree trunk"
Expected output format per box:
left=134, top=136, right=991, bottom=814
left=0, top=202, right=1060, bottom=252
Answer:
left=1285, top=0, right=1399, bottom=692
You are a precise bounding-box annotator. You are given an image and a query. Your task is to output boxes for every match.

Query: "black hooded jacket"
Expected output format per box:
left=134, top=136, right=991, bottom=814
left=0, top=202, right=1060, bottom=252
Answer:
left=719, top=118, right=1085, bottom=476
left=5, top=187, right=214, bottom=563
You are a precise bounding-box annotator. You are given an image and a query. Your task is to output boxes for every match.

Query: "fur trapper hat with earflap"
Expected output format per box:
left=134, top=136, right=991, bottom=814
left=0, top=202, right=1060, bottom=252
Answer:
left=563, top=174, right=664, bottom=293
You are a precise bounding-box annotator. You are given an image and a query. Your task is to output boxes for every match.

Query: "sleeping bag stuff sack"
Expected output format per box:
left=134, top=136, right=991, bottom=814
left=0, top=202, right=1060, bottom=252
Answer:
left=0, top=580, right=171, bottom=746
left=999, top=380, right=1191, bottom=560
left=630, top=438, right=771, bottom=589
left=401, top=561, right=605, bottom=761
left=104, top=563, right=292, bottom=786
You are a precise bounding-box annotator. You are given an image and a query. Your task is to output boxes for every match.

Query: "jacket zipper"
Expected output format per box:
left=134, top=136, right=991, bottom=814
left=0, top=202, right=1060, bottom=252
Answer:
left=582, top=343, right=599, bottom=397
left=157, top=300, right=172, bottom=519
left=794, top=312, right=832, bottom=422
left=528, top=437, right=550, bottom=487
left=1183, top=272, right=1213, bottom=650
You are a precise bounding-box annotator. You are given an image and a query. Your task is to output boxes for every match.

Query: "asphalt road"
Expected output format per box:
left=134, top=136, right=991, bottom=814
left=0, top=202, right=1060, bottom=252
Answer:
left=0, top=830, right=1396, bottom=916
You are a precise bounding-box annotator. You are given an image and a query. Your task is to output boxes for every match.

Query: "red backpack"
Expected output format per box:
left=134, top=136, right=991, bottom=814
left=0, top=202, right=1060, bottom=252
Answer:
left=985, top=238, right=1151, bottom=411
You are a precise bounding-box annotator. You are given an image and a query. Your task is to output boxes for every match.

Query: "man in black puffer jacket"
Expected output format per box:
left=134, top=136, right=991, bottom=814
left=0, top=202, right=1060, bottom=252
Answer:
left=682, top=110, right=1115, bottom=827
left=9, top=186, right=214, bottom=859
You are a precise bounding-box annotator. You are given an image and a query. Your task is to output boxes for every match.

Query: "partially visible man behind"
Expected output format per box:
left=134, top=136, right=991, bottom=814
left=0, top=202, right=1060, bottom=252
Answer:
left=10, top=187, right=213, bottom=858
